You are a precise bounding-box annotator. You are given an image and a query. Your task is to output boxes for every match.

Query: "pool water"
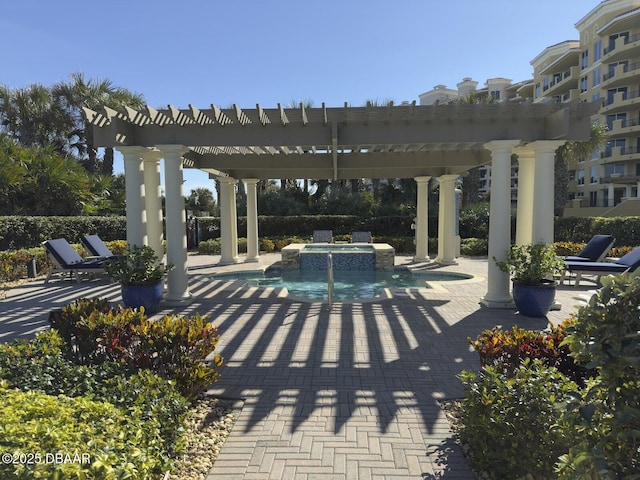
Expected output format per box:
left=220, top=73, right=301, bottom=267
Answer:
left=213, top=269, right=470, bottom=301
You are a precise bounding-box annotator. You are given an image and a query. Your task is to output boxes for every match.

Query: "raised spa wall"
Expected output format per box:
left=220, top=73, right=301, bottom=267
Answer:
left=281, top=243, right=395, bottom=271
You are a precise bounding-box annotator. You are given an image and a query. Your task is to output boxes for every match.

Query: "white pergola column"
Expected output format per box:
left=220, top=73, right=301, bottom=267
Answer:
left=514, top=147, right=535, bottom=245
left=435, top=174, right=459, bottom=265
left=481, top=140, right=520, bottom=308
left=529, top=141, right=565, bottom=244
left=245, top=179, right=260, bottom=262
left=158, top=145, right=192, bottom=305
left=219, top=177, right=240, bottom=265
left=608, top=183, right=615, bottom=207
left=414, top=176, right=431, bottom=262
left=143, top=150, right=164, bottom=261
left=118, top=146, right=147, bottom=247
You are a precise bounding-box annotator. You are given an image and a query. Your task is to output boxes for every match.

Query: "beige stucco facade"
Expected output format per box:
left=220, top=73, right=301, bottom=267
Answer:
left=421, top=0, right=640, bottom=217
left=533, top=0, right=640, bottom=216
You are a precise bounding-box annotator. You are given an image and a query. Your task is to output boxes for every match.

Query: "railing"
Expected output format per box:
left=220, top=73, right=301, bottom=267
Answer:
left=603, top=32, right=640, bottom=55
left=603, top=89, right=640, bottom=107
left=621, top=117, right=640, bottom=128
left=326, top=252, right=334, bottom=310
left=603, top=62, right=640, bottom=81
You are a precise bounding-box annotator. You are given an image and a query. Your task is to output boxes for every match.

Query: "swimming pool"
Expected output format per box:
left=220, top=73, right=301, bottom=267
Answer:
left=211, top=268, right=473, bottom=301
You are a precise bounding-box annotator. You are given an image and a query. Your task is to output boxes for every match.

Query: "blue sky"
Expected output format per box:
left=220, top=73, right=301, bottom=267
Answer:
left=2, top=0, right=601, bottom=194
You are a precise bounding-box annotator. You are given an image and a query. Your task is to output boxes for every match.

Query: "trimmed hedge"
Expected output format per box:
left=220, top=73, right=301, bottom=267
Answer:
left=0, top=216, right=126, bottom=250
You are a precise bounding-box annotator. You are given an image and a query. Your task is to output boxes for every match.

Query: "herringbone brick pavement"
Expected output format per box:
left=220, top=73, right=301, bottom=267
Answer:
left=0, top=254, right=595, bottom=479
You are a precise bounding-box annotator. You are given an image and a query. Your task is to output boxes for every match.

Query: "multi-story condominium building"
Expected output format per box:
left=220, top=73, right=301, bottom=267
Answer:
left=419, top=77, right=532, bottom=204
left=533, top=0, right=640, bottom=216
left=419, top=0, right=640, bottom=216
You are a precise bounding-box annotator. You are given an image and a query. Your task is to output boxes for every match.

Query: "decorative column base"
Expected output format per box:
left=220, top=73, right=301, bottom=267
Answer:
left=480, top=297, right=515, bottom=309
left=218, top=257, right=242, bottom=266
left=162, top=293, right=194, bottom=307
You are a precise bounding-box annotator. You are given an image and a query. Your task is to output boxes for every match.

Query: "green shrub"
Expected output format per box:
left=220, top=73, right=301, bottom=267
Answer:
left=49, top=299, right=224, bottom=400
left=0, top=215, right=126, bottom=250
left=0, top=330, right=190, bottom=459
left=0, top=387, right=172, bottom=479
left=557, top=273, right=640, bottom=478
left=133, top=313, right=224, bottom=400
left=198, top=238, right=221, bottom=255
left=260, top=238, right=275, bottom=252
left=468, top=319, right=590, bottom=384
left=553, top=241, right=584, bottom=256
left=457, top=361, right=577, bottom=479
left=460, top=237, right=488, bottom=256
left=0, top=247, right=49, bottom=282
left=49, top=298, right=147, bottom=365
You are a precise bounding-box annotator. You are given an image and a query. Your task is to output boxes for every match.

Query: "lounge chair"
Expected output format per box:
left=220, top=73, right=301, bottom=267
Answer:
left=351, top=231, right=372, bottom=243
left=312, top=230, right=333, bottom=243
left=80, top=234, right=118, bottom=259
left=562, top=246, right=640, bottom=286
left=562, top=234, right=615, bottom=262
left=43, top=238, right=111, bottom=284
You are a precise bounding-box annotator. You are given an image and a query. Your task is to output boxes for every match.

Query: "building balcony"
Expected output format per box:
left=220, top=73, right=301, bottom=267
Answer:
left=607, top=117, right=640, bottom=138
left=602, top=32, right=640, bottom=63
left=544, top=66, right=580, bottom=97
left=601, top=89, right=640, bottom=114
left=602, top=173, right=640, bottom=185
left=601, top=146, right=640, bottom=163
left=601, top=62, right=640, bottom=89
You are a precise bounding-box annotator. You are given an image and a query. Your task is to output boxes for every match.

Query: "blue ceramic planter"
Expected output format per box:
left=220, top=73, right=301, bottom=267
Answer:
left=121, top=282, right=163, bottom=314
left=512, top=280, right=557, bottom=318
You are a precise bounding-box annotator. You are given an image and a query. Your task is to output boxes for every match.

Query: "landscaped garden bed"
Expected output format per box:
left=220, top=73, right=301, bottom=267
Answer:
left=0, top=298, right=238, bottom=479
left=449, top=273, right=640, bottom=479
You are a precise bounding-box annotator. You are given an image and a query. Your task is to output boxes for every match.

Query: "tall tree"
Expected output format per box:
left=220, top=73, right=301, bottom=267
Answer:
left=0, top=83, right=71, bottom=154
left=52, top=73, right=145, bottom=175
left=554, top=122, right=608, bottom=215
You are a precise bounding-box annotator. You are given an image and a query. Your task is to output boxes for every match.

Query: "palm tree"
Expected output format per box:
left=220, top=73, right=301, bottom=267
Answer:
left=52, top=73, right=145, bottom=174
left=0, top=83, right=71, bottom=154
left=554, top=122, right=608, bottom=215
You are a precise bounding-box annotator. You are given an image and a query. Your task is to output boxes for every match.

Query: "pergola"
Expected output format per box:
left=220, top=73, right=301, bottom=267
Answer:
left=85, top=100, right=597, bottom=308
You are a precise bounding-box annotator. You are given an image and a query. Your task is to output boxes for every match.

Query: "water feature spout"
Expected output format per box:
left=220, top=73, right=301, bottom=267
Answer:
left=327, top=252, right=334, bottom=309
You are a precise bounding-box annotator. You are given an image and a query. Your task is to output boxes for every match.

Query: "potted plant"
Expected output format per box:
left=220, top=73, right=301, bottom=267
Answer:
left=105, top=245, right=174, bottom=314
left=496, top=242, right=566, bottom=317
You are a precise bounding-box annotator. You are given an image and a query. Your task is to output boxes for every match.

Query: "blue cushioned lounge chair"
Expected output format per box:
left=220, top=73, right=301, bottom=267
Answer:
left=563, top=234, right=615, bottom=262
left=312, top=230, right=333, bottom=243
left=80, top=234, right=117, bottom=259
left=562, top=246, right=640, bottom=286
left=351, top=231, right=372, bottom=243
left=43, top=238, right=111, bottom=284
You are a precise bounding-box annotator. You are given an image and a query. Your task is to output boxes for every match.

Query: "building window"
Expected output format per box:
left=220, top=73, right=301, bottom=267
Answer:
left=543, top=77, right=550, bottom=91
left=606, top=60, right=629, bottom=80
left=593, top=66, right=601, bottom=87
left=594, top=39, right=602, bottom=62
left=604, top=164, right=625, bottom=177
left=590, top=166, right=599, bottom=184
left=606, top=87, right=627, bottom=104
left=592, top=92, right=601, bottom=102
left=490, top=90, right=500, bottom=100
left=577, top=170, right=585, bottom=185
left=606, top=113, right=626, bottom=130
left=581, top=50, right=589, bottom=69
left=580, top=76, right=588, bottom=93
left=535, top=83, right=540, bottom=98
left=607, top=32, right=629, bottom=53
left=589, top=191, right=598, bottom=207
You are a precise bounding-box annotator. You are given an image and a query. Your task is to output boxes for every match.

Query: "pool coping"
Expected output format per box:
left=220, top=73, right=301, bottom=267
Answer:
left=207, top=265, right=485, bottom=304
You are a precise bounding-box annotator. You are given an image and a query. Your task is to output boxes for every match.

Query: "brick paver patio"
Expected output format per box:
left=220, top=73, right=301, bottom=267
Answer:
left=0, top=253, right=596, bottom=479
